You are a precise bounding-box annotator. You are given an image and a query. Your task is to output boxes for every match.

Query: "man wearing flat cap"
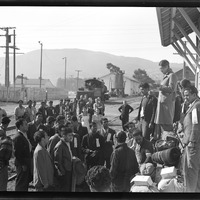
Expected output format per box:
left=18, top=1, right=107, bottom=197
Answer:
left=110, top=130, right=139, bottom=192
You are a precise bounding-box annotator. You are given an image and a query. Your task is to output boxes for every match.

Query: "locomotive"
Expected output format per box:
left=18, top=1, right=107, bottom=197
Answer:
left=76, top=78, right=109, bottom=101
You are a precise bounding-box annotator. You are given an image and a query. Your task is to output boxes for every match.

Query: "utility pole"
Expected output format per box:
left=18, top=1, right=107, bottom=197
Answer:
left=62, top=57, right=67, bottom=88
left=5, top=28, right=9, bottom=88
left=75, top=70, right=81, bottom=90
left=21, top=73, right=24, bottom=88
left=0, top=27, right=17, bottom=88
left=38, top=41, right=43, bottom=88
left=13, top=29, right=16, bottom=90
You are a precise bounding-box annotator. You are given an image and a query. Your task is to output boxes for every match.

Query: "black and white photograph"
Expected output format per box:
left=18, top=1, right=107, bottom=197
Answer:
left=0, top=5, right=199, bottom=194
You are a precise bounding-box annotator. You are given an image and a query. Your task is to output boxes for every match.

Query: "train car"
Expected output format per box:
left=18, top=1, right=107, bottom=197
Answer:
left=76, top=78, right=109, bottom=101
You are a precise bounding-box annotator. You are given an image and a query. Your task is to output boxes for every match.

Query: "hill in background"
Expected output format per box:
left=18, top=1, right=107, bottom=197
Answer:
left=0, top=48, right=183, bottom=86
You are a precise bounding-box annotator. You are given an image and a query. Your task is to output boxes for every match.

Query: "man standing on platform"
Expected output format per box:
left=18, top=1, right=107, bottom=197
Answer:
left=182, top=86, right=200, bottom=192
left=154, top=60, right=177, bottom=140
left=135, top=83, right=157, bottom=141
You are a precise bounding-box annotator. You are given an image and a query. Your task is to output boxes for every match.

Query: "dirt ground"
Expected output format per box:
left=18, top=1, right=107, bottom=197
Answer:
left=3, top=96, right=141, bottom=191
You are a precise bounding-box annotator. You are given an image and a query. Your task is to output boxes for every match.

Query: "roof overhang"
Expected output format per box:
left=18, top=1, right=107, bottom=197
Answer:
left=157, top=7, right=200, bottom=47
left=157, top=7, right=200, bottom=80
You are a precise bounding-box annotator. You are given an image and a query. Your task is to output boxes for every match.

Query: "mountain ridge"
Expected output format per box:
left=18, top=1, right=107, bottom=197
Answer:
left=0, top=48, right=183, bottom=86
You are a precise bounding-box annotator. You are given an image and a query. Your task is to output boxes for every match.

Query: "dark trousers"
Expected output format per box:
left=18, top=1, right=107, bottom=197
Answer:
left=104, top=156, right=111, bottom=169
left=86, top=154, right=104, bottom=170
left=138, top=118, right=151, bottom=141
left=15, top=165, right=31, bottom=191
left=57, top=171, right=72, bottom=192
left=154, top=124, right=174, bottom=140
left=0, top=166, right=8, bottom=191
left=121, top=117, right=128, bottom=131
left=88, top=114, right=93, bottom=124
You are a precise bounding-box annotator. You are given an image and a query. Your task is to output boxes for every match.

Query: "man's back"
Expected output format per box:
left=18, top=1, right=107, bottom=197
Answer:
left=110, top=143, right=139, bottom=192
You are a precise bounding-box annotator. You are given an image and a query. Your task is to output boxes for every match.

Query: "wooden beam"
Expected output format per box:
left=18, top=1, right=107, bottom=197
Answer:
left=178, top=8, right=200, bottom=41
left=173, top=18, right=200, bottom=58
left=172, top=41, right=196, bottom=74
left=170, top=8, right=177, bottom=44
left=173, top=31, right=198, bottom=67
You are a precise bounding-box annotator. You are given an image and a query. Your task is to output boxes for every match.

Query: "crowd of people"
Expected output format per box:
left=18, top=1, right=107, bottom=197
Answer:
left=0, top=59, right=199, bottom=192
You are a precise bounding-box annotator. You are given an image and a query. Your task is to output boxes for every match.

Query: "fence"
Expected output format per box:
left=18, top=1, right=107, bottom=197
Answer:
left=0, top=86, right=69, bottom=103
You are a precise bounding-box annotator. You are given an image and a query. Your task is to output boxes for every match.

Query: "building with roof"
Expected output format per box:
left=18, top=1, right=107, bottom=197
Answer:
left=100, top=73, right=140, bottom=96
left=15, top=77, right=55, bottom=88
left=174, top=66, right=195, bottom=84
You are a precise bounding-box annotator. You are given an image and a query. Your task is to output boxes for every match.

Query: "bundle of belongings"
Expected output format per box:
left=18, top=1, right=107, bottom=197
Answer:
left=157, top=166, right=184, bottom=192
left=130, top=163, right=159, bottom=192
left=130, top=175, right=159, bottom=192
left=152, top=131, right=181, bottom=167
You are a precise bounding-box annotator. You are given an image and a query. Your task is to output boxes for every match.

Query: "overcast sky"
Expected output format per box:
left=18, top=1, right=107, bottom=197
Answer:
left=0, top=6, right=184, bottom=64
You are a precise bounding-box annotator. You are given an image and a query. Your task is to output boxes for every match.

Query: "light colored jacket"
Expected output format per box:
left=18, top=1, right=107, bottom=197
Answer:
left=155, top=69, right=177, bottom=125
left=33, top=144, right=54, bottom=189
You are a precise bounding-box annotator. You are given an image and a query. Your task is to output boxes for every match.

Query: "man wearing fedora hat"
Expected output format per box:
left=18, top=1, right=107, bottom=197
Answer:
left=0, top=116, right=12, bottom=191
left=110, top=130, right=139, bottom=192
left=14, top=100, right=26, bottom=120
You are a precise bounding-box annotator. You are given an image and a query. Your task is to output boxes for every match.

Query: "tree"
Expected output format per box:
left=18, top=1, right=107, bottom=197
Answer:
left=133, top=68, right=155, bottom=85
